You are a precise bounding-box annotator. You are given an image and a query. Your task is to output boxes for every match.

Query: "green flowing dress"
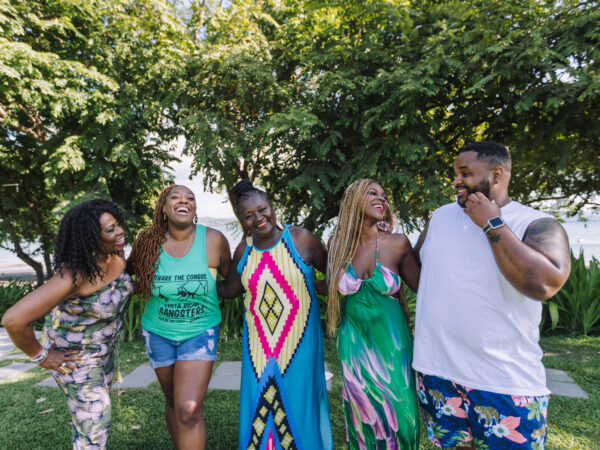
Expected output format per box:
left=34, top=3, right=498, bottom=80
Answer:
left=337, top=242, right=419, bottom=449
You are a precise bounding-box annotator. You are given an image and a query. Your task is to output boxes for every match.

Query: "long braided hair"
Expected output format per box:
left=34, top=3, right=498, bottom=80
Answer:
left=54, top=199, right=125, bottom=285
left=127, top=184, right=177, bottom=299
left=326, top=179, right=396, bottom=337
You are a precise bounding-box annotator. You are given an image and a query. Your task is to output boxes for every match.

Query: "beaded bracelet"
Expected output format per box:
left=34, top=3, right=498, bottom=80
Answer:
left=30, top=347, right=48, bottom=364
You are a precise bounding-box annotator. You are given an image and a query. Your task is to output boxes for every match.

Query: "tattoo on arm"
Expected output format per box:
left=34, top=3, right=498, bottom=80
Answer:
left=523, top=218, right=570, bottom=270
left=487, top=231, right=501, bottom=243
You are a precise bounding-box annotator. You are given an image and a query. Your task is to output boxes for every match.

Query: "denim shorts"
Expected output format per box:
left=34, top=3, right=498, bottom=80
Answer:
left=417, top=372, right=549, bottom=449
left=142, top=326, right=219, bottom=369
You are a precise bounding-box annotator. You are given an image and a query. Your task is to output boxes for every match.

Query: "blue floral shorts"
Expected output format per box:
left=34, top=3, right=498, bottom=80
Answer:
left=417, top=372, right=549, bottom=449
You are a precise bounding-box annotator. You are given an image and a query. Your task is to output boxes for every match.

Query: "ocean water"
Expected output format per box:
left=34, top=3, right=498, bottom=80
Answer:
left=0, top=217, right=243, bottom=277
left=1, top=219, right=599, bottom=277
left=561, top=220, right=600, bottom=262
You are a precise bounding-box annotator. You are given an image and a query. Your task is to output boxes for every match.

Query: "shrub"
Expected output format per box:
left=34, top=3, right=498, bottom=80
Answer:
left=0, top=279, right=34, bottom=305
left=122, top=294, right=146, bottom=342
left=220, top=294, right=245, bottom=340
left=541, top=250, right=600, bottom=336
left=0, top=280, right=45, bottom=330
left=405, top=287, right=417, bottom=323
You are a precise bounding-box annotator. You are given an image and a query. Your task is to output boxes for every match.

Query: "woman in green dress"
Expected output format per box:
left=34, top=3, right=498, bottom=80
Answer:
left=326, top=179, right=421, bottom=449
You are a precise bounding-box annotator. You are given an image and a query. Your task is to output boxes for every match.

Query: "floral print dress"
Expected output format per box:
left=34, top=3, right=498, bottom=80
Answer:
left=42, top=271, right=133, bottom=450
left=337, top=237, right=419, bottom=449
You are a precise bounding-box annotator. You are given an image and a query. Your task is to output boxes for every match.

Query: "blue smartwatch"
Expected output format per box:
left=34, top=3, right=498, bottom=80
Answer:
left=482, top=216, right=505, bottom=234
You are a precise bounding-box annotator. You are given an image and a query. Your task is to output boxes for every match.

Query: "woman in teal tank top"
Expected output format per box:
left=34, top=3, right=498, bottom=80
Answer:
left=327, top=179, right=421, bottom=449
left=128, top=185, right=232, bottom=449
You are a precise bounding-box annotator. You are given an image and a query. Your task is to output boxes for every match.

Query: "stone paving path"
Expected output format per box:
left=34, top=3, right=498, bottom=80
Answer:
left=36, top=361, right=333, bottom=391
left=546, top=368, right=589, bottom=399
left=0, top=328, right=41, bottom=382
left=0, top=328, right=588, bottom=398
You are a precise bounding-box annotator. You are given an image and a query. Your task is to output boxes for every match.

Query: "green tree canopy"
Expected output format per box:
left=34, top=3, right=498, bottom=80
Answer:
left=0, top=0, right=186, bottom=284
left=2, top=0, right=599, bottom=284
left=179, top=0, right=600, bottom=233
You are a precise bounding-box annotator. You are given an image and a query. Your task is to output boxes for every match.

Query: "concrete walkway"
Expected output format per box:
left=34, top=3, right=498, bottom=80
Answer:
left=30, top=360, right=590, bottom=399
left=0, top=328, right=589, bottom=398
left=0, top=328, right=41, bottom=382
left=546, top=368, right=589, bottom=399
left=36, top=360, right=334, bottom=391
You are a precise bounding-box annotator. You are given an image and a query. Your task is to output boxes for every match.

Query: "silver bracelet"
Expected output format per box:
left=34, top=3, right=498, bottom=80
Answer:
left=30, top=347, right=48, bottom=364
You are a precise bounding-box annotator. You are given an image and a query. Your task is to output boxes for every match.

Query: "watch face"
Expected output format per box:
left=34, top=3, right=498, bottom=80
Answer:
left=489, top=217, right=504, bottom=227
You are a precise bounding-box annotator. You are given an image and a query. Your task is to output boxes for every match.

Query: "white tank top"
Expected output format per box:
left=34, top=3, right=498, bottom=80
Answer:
left=413, top=201, right=552, bottom=396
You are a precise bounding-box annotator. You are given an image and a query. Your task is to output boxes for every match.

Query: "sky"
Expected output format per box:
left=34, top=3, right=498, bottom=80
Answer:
left=167, top=137, right=235, bottom=219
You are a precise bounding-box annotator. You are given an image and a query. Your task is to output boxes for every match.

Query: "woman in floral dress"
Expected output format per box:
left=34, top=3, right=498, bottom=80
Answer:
left=2, top=199, right=133, bottom=449
left=326, top=179, right=421, bottom=449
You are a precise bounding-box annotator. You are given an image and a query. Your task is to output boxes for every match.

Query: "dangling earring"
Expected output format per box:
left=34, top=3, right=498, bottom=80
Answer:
left=163, top=212, right=167, bottom=222
left=245, top=229, right=253, bottom=246
left=194, top=214, right=198, bottom=224
left=377, top=220, right=391, bottom=232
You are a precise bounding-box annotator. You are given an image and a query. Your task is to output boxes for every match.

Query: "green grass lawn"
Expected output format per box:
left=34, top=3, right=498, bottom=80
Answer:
left=0, top=335, right=598, bottom=449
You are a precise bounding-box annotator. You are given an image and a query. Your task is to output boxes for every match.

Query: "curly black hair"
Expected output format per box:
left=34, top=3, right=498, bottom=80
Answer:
left=53, top=199, right=125, bottom=284
left=232, top=179, right=272, bottom=217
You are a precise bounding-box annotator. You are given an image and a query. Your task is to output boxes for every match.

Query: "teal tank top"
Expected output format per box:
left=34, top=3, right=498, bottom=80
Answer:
left=141, top=225, right=221, bottom=341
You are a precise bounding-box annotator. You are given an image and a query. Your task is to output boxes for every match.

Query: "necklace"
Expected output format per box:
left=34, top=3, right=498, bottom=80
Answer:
left=166, top=228, right=195, bottom=258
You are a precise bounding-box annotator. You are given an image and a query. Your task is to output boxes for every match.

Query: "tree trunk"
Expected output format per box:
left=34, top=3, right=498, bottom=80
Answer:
left=11, top=237, right=44, bottom=286
left=43, top=250, right=53, bottom=280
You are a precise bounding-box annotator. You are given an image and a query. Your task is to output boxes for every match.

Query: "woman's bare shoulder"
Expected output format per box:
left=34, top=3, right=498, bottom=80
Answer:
left=380, top=232, right=412, bottom=252
left=205, top=226, right=226, bottom=239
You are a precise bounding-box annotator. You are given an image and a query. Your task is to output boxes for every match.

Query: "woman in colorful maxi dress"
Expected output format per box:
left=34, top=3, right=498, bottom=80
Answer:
left=2, top=199, right=132, bottom=449
left=218, top=179, right=333, bottom=450
left=326, top=179, right=421, bottom=449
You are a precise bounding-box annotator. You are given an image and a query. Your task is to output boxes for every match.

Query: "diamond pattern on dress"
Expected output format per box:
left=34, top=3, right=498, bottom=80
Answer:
left=247, top=251, right=305, bottom=377
left=245, top=376, right=298, bottom=450
left=259, top=282, right=284, bottom=334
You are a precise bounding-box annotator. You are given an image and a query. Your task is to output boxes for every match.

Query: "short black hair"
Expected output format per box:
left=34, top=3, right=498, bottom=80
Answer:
left=459, top=141, right=511, bottom=172
left=53, top=199, right=124, bottom=284
left=232, top=179, right=271, bottom=217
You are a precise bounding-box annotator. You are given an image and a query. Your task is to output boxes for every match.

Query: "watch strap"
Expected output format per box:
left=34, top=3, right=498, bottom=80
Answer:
left=483, top=216, right=505, bottom=234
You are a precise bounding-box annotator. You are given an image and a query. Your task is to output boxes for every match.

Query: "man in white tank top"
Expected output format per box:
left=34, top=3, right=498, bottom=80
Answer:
left=413, top=141, right=570, bottom=449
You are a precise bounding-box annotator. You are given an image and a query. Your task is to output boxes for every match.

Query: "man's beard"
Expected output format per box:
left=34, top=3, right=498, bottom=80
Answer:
left=457, top=179, right=491, bottom=208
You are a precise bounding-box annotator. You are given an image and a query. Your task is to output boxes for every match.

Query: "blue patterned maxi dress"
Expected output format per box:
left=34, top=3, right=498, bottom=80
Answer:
left=237, top=226, right=333, bottom=450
